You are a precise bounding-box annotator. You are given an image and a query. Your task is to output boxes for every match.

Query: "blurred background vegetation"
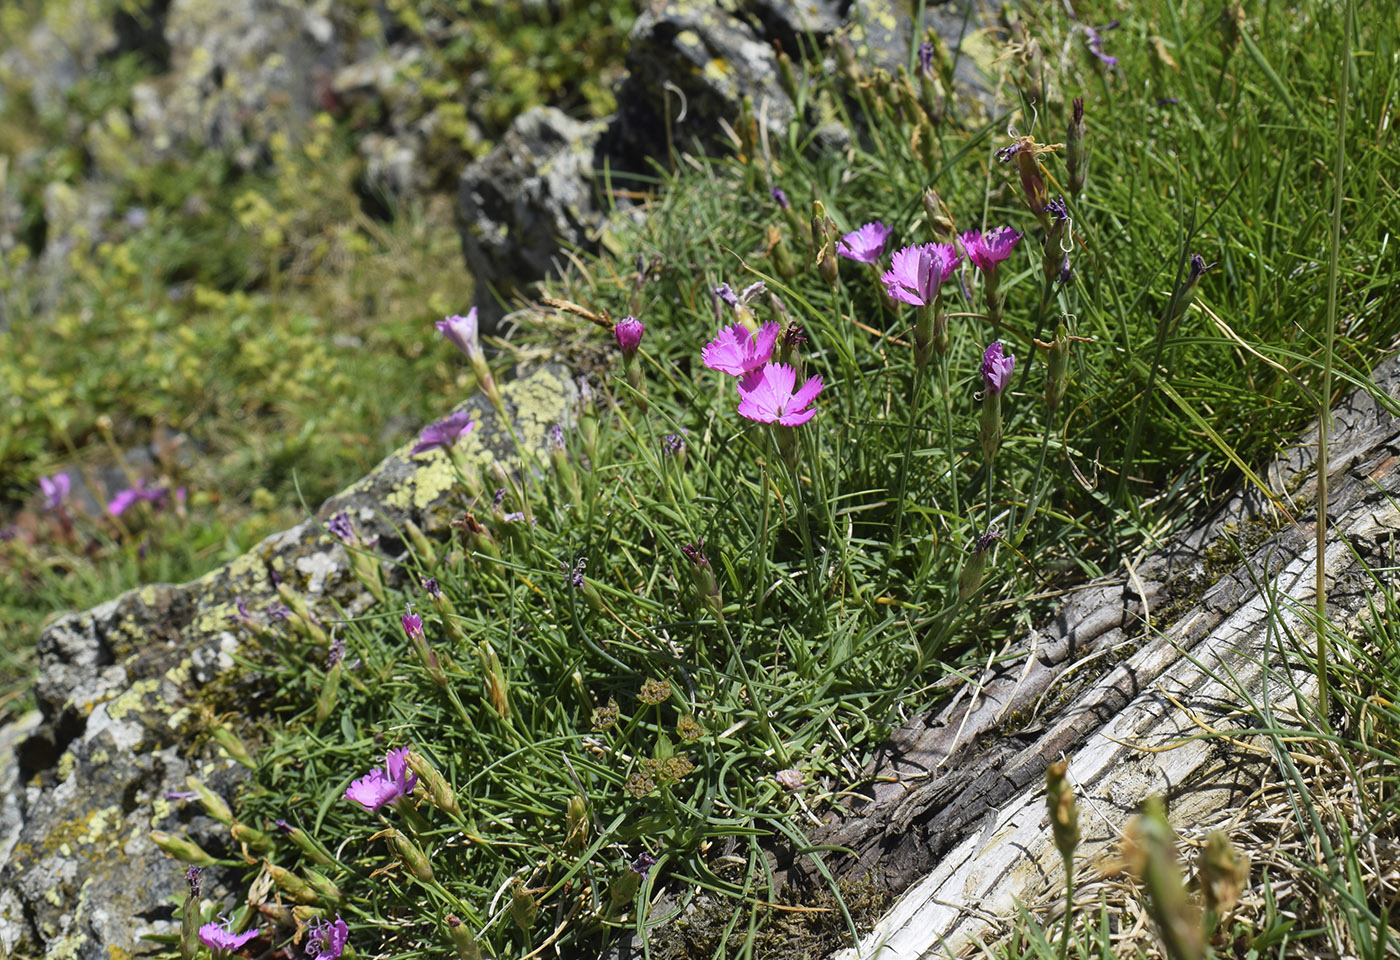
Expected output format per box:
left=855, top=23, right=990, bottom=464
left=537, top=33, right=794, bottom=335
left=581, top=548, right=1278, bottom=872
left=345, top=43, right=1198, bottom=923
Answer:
left=0, top=0, right=639, bottom=719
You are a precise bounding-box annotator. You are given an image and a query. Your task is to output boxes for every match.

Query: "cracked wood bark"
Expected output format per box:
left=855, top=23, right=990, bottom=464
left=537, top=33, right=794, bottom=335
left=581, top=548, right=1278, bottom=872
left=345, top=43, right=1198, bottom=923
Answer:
left=819, top=355, right=1400, bottom=958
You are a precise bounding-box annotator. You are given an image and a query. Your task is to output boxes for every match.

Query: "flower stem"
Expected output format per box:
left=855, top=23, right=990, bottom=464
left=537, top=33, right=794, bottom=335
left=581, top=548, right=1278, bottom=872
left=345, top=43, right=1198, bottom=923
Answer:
left=1058, top=851, right=1074, bottom=960
left=887, top=362, right=928, bottom=573
left=941, top=353, right=960, bottom=518
left=1011, top=419, right=1053, bottom=547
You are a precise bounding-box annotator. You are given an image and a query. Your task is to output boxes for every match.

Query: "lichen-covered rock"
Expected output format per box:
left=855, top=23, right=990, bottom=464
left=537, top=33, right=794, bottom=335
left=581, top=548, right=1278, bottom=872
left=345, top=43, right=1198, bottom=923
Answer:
left=456, top=107, right=610, bottom=328
left=613, top=0, right=798, bottom=164
left=0, top=365, right=578, bottom=960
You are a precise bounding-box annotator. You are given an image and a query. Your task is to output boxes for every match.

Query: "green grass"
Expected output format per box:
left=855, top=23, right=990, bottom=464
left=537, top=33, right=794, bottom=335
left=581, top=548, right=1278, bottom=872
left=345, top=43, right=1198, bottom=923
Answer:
left=5, top=0, right=1400, bottom=958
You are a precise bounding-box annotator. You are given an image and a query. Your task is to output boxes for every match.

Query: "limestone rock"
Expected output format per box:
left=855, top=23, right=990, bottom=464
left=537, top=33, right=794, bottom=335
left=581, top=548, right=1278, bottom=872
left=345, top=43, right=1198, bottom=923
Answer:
left=0, top=365, right=579, bottom=960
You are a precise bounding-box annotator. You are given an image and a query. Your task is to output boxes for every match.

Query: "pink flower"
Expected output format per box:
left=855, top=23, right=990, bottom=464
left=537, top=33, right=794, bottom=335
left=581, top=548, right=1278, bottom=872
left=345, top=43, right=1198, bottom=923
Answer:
left=702, top=321, right=780, bottom=376
left=613, top=315, right=645, bottom=359
left=960, top=227, right=1022, bottom=276
left=306, top=916, right=349, bottom=960
left=401, top=612, right=424, bottom=640
left=39, top=473, right=71, bottom=511
left=980, top=341, right=1015, bottom=395
left=411, top=411, right=475, bottom=455
left=836, top=221, right=892, bottom=264
left=436, top=309, right=482, bottom=359
left=345, top=746, right=418, bottom=812
left=736, top=363, right=824, bottom=426
left=107, top=482, right=168, bottom=517
left=881, top=243, right=961, bottom=306
left=199, top=917, right=258, bottom=953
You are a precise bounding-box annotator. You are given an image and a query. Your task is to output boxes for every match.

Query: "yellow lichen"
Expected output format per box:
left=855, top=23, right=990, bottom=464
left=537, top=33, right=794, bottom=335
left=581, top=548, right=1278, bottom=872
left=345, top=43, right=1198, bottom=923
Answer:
left=56, top=751, right=76, bottom=783
left=107, top=678, right=161, bottom=721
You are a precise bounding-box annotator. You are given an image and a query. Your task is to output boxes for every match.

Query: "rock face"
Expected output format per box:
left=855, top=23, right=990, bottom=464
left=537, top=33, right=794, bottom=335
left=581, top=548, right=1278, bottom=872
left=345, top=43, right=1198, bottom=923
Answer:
left=0, top=366, right=578, bottom=960
left=455, top=0, right=991, bottom=324
left=456, top=108, right=611, bottom=327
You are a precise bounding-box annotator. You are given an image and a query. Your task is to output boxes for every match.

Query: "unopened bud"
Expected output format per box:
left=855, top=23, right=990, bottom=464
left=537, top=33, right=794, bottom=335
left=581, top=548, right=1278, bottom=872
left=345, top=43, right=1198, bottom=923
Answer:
left=478, top=641, right=510, bottom=719
left=923, top=189, right=955, bottom=241
left=151, top=830, right=217, bottom=867
left=957, top=531, right=999, bottom=601
left=565, top=795, right=590, bottom=853
left=1167, top=254, right=1214, bottom=325
left=389, top=829, right=435, bottom=883
left=408, top=750, right=461, bottom=819
left=186, top=776, right=232, bottom=824
left=314, top=657, right=343, bottom=724
left=265, top=861, right=319, bottom=903
left=446, top=915, right=483, bottom=960
left=303, top=868, right=342, bottom=904
left=1039, top=323, right=1072, bottom=415
left=1016, top=147, right=1049, bottom=219
left=1200, top=831, right=1249, bottom=918
left=1067, top=97, right=1088, bottom=195
left=404, top=519, right=437, bottom=570
left=210, top=724, right=255, bottom=769
left=776, top=48, right=800, bottom=103
left=510, top=879, right=538, bottom=933
left=1124, top=797, right=1204, bottom=960
left=1045, top=760, right=1081, bottom=861
left=680, top=540, right=722, bottom=620
left=231, top=821, right=271, bottom=853
left=277, top=821, right=335, bottom=867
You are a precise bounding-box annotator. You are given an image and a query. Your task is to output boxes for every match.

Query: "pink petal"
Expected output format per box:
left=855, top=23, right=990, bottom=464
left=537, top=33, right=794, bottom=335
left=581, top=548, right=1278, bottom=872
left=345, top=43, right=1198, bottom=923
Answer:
left=788, top=374, right=824, bottom=412
left=751, top=322, right=781, bottom=366
left=777, top=407, right=819, bottom=427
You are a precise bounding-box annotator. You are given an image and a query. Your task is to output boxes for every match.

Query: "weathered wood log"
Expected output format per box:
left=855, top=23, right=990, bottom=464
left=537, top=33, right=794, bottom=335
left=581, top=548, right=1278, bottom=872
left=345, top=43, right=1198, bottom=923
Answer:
left=822, top=354, right=1400, bottom=958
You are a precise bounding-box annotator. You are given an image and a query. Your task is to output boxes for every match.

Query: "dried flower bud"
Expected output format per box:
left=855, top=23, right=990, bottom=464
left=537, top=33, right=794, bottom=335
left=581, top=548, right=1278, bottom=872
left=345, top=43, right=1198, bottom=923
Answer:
left=1124, top=797, right=1204, bottom=960
left=1200, top=831, right=1249, bottom=918
left=264, top=861, right=319, bottom=904
left=186, top=776, right=233, bottom=825
left=388, top=829, right=435, bottom=884
left=1067, top=97, right=1088, bottom=195
left=446, top=915, right=483, bottom=960
left=565, top=795, right=590, bottom=853
left=510, top=879, right=538, bottom=933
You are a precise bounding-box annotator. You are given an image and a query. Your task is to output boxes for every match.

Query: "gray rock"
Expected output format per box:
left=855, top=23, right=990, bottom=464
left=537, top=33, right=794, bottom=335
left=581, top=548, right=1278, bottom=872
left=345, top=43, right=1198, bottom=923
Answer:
left=456, top=107, right=609, bottom=327
left=0, top=365, right=579, bottom=960
left=613, top=0, right=797, bottom=164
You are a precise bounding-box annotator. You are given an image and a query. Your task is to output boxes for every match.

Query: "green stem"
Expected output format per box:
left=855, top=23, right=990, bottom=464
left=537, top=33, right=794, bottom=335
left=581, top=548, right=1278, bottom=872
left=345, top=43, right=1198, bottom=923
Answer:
left=888, top=363, right=928, bottom=572
left=1012, top=419, right=1054, bottom=547
left=716, top=616, right=791, bottom=768
left=1058, top=851, right=1074, bottom=960
left=1317, top=0, right=1351, bottom=720
left=941, top=353, right=960, bottom=518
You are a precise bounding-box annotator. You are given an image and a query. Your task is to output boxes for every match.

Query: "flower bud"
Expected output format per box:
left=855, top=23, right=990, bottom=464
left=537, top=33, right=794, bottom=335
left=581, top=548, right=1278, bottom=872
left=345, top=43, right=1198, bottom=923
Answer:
left=1042, top=197, right=1070, bottom=281
left=1067, top=97, right=1088, bottom=195
left=565, top=795, right=590, bottom=854
left=1045, top=760, right=1080, bottom=861
left=388, top=829, right=435, bottom=883
left=680, top=540, right=722, bottom=621
left=407, top=750, right=461, bottom=819
left=510, top=879, right=538, bottom=933
left=276, top=821, right=335, bottom=867
left=1016, top=146, right=1049, bottom=219
left=1039, top=323, right=1072, bottom=415
left=1124, top=797, right=1204, bottom=960
left=186, top=776, right=232, bottom=825
left=1200, top=831, right=1249, bottom=918
left=478, top=641, right=510, bottom=719
left=314, top=656, right=343, bottom=725
left=957, top=531, right=999, bottom=601
left=151, top=830, right=217, bottom=867
left=776, top=47, right=800, bottom=104
left=303, top=868, right=342, bottom=904
left=767, top=225, right=796, bottom=279
left=264, top=861, right=319, bottom=904
left=404, top=519, right=437, bottom=570
left=1167, top=254, right=1214, bottom=325
left=231, top=821, right=271, bottom=854
left=446, top=915, right=483, bottom=960
left=923, top=189, right=955, bottom=241
left=210, top=723, right=255, bottom=769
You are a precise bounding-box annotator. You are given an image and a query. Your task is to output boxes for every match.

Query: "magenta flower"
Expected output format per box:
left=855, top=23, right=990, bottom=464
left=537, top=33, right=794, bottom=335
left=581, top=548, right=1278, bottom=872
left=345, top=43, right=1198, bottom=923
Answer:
left=961, top=227, right=1023, bottom=276
left=881, top=243, right=961, bottom=306
left=613, top=315, right=645, bottom=359
left=981, top=342, right=1015, bottom=395
left=199, top=917, right=258, bottom=953
left=345, top=746, right=418, bottom=812
left=306, top=916, right=349, bottom=960
left=107, top=482, right=168, bottom=517
left=39, top=473, right=71, bottom=511
left=736, top=363, right=824, bottom=426
left=436, top=309, right=482, bottom=359
left=836, top=221, right=892, bottom=264
left=411, top=411, right=475, bottom=455
left=401, top=611, right=424, bottom=640
left=702, top=321, right=780, bottom=376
